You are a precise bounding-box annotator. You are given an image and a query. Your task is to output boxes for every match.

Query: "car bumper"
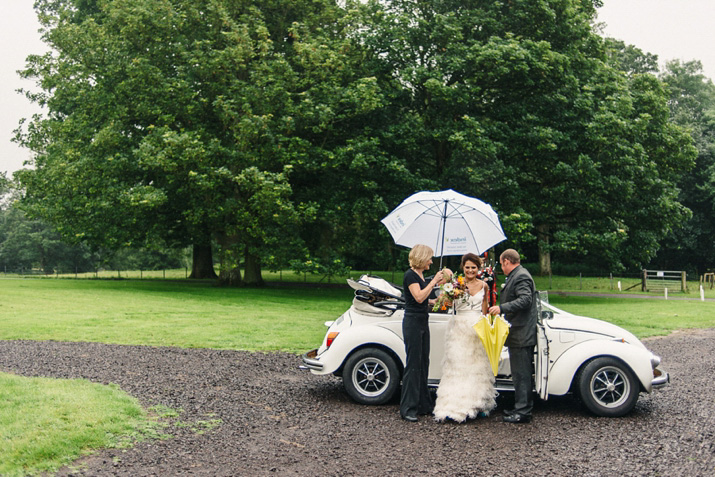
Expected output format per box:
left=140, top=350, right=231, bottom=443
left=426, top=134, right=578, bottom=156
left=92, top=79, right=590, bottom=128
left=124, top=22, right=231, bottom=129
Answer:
left=300, top=349, right=323, bottom=371
left=652, top=366, right=669, bottom=388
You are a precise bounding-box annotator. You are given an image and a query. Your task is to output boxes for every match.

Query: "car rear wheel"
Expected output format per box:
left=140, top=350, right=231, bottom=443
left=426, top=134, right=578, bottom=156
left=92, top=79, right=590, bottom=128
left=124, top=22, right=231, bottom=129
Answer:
left=342, top=348, right=400, bottom=405
left=577, top=357, right=640, bottom=417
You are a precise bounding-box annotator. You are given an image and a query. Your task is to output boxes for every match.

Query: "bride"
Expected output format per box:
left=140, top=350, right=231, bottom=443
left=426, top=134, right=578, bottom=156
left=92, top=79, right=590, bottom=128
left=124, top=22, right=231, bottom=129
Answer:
left=433, top=252, right=497, bottom=422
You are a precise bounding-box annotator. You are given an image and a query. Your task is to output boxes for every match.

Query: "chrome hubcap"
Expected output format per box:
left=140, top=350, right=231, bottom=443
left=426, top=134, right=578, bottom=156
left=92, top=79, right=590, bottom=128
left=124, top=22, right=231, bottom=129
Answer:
left=353, top=357, right=390, bottom=397
left=591, top=366, right=630, bottom=408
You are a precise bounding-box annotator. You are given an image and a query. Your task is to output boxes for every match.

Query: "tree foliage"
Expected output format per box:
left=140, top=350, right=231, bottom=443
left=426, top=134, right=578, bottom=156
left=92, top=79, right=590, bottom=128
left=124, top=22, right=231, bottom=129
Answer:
left=12, top=0, right=701, bottom=280
left=16, top=0, right=389, bottom=284
left=0, top=192, right=185, bottom=274
left=653, top=60, right=715, bottom=274
left=356, top=0, right=695, bottom=273
left=604, top=38, right=659, bottom=76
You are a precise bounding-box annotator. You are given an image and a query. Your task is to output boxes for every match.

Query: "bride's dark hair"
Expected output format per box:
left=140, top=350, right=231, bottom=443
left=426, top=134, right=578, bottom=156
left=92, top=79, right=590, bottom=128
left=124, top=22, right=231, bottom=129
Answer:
left=460, top=253, right=483, bottom=270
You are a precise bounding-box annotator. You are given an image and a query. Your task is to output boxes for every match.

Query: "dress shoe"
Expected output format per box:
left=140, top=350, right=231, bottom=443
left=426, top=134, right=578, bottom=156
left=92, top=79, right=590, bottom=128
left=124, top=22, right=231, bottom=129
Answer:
left=401, top=414, right=418, bottom=422
left=502, top=409, right=515, bottom=417
left=502, top=413, right=531, bottom=424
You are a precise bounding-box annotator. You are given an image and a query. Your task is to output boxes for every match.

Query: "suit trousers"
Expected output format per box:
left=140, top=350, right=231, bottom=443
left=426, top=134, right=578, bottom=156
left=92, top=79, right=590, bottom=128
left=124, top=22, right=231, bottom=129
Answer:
left=508, top=345, right=535, bottom=417
left=400, top=312, right=432, bottom=418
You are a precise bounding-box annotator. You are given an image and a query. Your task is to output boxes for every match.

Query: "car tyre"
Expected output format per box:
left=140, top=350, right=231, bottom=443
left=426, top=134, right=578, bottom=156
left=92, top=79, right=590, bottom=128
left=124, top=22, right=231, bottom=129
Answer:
left=342, top=348, right=400, bottom=405
left=576, top=357, right=639, bottom=417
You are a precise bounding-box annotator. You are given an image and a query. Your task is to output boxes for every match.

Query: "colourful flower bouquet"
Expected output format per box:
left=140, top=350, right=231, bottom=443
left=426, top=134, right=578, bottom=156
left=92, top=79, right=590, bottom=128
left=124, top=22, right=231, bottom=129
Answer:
left=432, top=271, right=468, bottom=312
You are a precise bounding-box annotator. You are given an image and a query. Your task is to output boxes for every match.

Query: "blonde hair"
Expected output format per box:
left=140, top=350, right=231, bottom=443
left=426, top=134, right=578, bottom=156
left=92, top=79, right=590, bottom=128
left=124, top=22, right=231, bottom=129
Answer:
left=409, top=244, right=434, bottom=269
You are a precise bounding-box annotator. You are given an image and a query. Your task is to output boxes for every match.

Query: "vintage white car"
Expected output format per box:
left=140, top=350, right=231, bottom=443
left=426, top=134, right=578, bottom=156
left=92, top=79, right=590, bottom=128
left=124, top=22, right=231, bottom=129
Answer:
left=301, top=275, right=669, bottom=417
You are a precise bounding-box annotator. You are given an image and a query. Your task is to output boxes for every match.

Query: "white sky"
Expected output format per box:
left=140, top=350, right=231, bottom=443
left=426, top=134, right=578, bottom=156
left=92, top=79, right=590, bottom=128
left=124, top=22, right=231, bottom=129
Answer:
left=1, top=1, right=47, bottom=178
left=596, top=0, right=715, bottom=79
left=2, top=0, right=715, bottom=177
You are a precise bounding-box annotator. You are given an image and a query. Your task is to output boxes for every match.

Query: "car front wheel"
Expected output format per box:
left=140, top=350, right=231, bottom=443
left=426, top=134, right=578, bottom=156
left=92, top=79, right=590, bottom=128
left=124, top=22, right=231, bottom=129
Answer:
left=342, top=348, right=400, bottom=405
left=576, top=357, right=640, bottom=417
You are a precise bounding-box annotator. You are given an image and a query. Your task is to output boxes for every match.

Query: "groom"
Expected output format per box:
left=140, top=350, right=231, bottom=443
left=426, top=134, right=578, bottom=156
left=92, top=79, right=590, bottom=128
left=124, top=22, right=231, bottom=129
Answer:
left=488, top=249, right=538, bottom=423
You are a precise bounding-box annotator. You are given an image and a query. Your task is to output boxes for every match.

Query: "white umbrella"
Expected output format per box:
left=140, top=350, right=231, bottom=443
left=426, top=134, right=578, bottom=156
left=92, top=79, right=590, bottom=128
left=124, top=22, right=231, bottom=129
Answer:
left=381, top=189, right=506, bottom=264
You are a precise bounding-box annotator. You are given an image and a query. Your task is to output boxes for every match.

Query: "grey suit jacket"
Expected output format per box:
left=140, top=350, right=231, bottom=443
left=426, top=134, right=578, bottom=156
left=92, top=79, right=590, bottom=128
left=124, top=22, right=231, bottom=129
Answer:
left=500, top=265, right=538, bottom=347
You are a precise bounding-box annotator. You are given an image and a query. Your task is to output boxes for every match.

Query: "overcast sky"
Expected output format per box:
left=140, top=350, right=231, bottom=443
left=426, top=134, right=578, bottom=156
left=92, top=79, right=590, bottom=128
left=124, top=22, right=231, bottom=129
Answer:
left=2, top=0, right=715, bottom=177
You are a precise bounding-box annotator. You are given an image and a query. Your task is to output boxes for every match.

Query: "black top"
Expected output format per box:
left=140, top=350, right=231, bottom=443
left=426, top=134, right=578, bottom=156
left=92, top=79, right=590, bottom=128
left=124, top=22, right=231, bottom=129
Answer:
left=403, top=269, right=432, bottom=314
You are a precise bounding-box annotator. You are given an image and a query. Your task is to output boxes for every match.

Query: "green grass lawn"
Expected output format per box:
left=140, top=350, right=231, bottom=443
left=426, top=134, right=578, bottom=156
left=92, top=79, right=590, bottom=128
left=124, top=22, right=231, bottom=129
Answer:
left=15, top=267, right=715, bottom=295
left=0, top=372, right=160, bottom=477
left=2, top=275, right=714, bottom=347
left=0, top=278, right=353, bottom=353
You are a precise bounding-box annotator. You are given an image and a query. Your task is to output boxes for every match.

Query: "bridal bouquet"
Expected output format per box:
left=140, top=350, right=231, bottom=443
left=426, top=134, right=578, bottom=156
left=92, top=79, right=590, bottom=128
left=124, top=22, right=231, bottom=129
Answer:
left=432, top=271, right=468, bottom=312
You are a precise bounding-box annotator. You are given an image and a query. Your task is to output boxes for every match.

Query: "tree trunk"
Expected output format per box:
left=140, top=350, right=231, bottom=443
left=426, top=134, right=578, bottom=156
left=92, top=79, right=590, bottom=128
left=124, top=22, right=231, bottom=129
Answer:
left=216, top=233, right=242, bottom=286
left=218, top=265, right=242, bottom=286
left=243, top=249, right=264, bottom=286
left=189, top=243, right=217, bottom=279
left=537, top=224, right=552, bottom=276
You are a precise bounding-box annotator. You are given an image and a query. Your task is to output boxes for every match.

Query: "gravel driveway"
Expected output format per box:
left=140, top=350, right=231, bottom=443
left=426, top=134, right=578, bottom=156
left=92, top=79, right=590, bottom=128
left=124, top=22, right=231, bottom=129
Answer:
left=1, top=329, right=713, bottom=476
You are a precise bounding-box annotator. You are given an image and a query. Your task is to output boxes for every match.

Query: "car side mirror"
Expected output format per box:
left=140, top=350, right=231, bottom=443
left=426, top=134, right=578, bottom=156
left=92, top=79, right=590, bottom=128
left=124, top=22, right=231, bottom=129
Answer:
left=541, top=311, right=554, bottom=320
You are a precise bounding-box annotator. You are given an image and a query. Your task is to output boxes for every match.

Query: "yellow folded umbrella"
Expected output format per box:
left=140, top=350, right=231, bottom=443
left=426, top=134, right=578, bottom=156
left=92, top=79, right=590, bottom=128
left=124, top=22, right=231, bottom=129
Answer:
left=473, top=314, right=511, bottom=376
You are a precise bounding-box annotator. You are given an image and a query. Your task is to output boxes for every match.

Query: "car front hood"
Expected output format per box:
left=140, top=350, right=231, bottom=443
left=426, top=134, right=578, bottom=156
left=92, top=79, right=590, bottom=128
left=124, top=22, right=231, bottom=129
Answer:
left=547, top=313, right=644, bottom=348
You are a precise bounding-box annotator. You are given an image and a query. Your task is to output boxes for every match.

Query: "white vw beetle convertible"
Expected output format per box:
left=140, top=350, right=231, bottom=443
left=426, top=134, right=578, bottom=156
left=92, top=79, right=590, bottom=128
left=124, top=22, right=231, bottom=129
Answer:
left=301, top=275, right=669, bottom=417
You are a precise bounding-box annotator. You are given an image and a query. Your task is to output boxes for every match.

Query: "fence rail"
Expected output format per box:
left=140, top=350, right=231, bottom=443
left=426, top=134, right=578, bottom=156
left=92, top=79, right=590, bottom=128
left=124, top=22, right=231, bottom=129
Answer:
left=2, top=267, right=190, bottom=280
left=642, top=269, right=687, bottom=292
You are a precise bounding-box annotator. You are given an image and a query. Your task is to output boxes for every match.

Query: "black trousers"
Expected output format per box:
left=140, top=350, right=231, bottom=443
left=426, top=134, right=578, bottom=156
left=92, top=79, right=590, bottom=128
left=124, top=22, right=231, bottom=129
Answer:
left=400, top=312, right=432, bottom=418
left=508, top=345, right=535, bottom=417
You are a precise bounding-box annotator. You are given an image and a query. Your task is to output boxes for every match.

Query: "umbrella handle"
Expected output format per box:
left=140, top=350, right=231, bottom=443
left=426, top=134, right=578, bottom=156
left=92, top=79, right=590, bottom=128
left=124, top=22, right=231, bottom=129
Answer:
left=438, top=199, right=448, bottom=262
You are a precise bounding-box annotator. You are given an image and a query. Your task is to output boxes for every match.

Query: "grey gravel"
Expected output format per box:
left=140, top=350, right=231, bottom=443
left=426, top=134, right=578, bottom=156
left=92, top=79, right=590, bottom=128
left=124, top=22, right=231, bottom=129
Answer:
left=0, top=328, right=713, bottom=476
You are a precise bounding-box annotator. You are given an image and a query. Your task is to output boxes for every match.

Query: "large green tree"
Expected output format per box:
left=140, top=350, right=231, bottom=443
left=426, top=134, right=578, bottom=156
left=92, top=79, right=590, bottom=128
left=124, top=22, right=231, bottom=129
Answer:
left=15, top=0, right=384, bottom=284
left=355, top=0, right=695, bottom=273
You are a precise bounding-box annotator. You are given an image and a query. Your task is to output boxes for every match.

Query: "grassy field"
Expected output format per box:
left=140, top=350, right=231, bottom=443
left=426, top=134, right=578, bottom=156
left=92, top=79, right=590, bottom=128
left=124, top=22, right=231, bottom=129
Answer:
left=2, top=275, right=714, bottom=350
left=0, top=278, right=353, bottom=353
left=7, top=267, right=714, bottom=297
left=0, top=373, right=161, bottom=477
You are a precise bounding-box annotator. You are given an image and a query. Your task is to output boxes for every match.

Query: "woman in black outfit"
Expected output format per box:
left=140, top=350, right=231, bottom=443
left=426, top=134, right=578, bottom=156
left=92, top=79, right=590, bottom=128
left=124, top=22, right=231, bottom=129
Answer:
left=400, top=244, right=449, bottom=422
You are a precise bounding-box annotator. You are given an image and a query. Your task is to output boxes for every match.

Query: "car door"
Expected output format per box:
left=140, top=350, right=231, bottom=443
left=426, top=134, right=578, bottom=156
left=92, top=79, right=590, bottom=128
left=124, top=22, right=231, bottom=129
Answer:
left=427, top=311, right=450, bottom=382
left=535, top=321, right=550, bottom=399
left=534, top=292, right=550, bottom=399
